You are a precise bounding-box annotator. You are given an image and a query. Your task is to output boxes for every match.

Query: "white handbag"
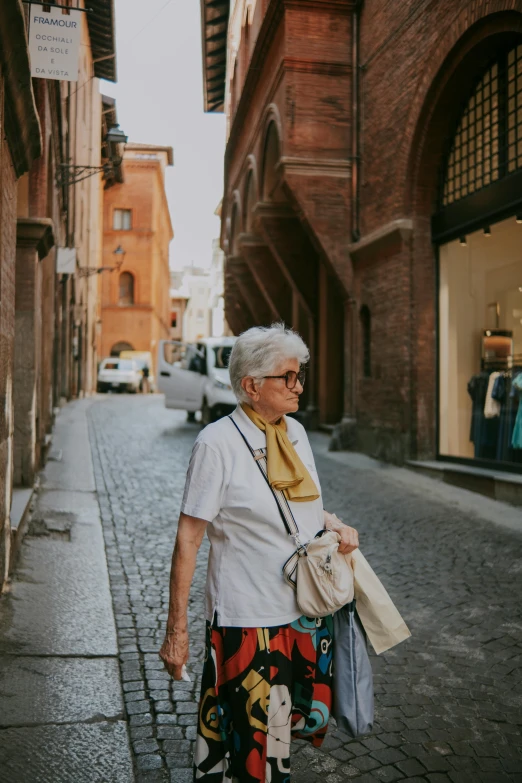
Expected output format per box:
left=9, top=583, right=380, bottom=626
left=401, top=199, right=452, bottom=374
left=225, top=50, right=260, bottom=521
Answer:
left=229, top=417, right=354, bottom=617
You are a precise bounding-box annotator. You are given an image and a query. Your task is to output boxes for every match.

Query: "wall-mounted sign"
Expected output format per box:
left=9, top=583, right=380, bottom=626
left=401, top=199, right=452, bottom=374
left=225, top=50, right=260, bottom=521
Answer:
left=28, top=4, right=83, bottom=82
left=57, top=247, right=77, bottom=274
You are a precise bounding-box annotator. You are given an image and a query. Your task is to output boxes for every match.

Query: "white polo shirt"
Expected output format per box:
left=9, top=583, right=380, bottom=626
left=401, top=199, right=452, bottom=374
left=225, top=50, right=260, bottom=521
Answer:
left=180, top=405, right=324, bottom=628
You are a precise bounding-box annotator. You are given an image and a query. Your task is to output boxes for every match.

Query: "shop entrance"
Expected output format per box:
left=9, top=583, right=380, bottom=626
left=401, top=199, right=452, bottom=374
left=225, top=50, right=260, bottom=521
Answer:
left=435, top=42, right=522, bottom=470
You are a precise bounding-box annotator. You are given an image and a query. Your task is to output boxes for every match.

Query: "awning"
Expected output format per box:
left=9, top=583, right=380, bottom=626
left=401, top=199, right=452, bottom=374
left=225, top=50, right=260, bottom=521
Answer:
left=200, top=0, right=230, bottom=112
left=87, top=0, right=117, bottom=82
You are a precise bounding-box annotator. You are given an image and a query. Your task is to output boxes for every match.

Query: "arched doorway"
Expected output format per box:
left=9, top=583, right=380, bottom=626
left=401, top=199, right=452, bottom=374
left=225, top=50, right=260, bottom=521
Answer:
left=432, top=40, right=522, bottom=469
left=111, top=341, right=134, bottom=357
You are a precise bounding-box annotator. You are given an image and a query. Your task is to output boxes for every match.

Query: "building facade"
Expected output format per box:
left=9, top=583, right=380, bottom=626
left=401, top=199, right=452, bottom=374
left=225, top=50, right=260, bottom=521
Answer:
left=169, top=268, right=189, bottom=341
left=100, top=144, right=174, bottom=375
left=1, top=0, right=118, bottom=592
left=181, top=268, right=213, bottom=343
left=202, top=0, right=522, bottom=474
left=208, top=238, right=227, bottom=338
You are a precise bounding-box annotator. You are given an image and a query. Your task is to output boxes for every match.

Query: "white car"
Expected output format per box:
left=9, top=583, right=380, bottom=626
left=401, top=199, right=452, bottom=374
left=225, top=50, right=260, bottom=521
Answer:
left=157, top=337, right=237, bottom=424
left=97, top=358, right=142, bottom=394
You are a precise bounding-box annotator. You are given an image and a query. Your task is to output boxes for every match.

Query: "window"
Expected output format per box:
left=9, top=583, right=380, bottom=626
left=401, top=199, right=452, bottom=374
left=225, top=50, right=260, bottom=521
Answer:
left=119, top=272, right=135, bottom=305
left=442, top=44, right=522, bottom=207
left=197, top=309, right=204, bottom=321
left=360, top=306, right=371, bottom=378
left=171, top=312, right=178, bottom=329
left=113, top=209, right=132, bottom=230
left=213, top=345, right=233, bottom=369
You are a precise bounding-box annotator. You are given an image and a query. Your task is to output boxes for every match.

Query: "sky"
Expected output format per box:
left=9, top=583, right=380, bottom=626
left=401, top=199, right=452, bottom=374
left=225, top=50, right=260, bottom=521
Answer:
left=101, top=0, right=226, bottom=270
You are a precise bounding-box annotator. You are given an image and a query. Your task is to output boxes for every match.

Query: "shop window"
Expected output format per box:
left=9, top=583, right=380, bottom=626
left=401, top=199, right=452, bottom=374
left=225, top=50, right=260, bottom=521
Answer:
left=360, top=306, right=371, bottom=378
left=438, top=216, right=522, bottom=466
left=113, top=208, right=132, bottom=230
left=119, top=272, right=135, bottom=306
left=442, top=44, right=522, bottom=207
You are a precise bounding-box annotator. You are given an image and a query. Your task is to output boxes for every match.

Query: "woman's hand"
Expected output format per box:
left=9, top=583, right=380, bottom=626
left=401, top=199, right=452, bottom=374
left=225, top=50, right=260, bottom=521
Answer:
left=159, top=625, right=189, bottom=680
left=324, top=510, right=359, bottom=554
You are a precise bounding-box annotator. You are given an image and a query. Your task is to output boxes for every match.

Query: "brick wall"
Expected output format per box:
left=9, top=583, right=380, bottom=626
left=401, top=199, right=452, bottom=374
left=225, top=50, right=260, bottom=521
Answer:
left=350, top=0, right=522, bottom=461
left=223, top=0, right=522, bottom=462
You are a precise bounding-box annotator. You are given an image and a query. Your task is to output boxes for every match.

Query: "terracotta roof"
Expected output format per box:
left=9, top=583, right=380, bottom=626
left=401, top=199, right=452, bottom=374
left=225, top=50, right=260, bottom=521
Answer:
left=200, top=0, right=229, bottom=112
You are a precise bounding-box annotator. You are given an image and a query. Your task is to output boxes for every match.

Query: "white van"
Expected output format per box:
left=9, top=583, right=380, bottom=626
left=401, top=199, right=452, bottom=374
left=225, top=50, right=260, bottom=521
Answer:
left=157, top=337, right=237, bottom=424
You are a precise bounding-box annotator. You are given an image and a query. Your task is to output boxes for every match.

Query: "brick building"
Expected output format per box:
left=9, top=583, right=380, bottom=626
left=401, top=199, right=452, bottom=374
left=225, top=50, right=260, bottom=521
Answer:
left=99, top=144, right=174, bottom=375
left=0, top=0, right=41, bottom=591
left=202, top=0, right=522, bottom=480
left=1, top=0, right=119, bottom=592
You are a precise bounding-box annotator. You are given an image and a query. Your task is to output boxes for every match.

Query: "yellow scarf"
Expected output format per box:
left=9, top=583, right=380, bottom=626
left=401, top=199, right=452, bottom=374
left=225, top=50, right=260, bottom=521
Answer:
left=241, top=404, right=319, bottom=502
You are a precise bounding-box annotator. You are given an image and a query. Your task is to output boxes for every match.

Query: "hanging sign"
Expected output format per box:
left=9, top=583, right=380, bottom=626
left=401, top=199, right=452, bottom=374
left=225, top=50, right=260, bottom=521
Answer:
left=28, top=4, right=83, bottom=82
left=57, top=247, right=77, bottom=274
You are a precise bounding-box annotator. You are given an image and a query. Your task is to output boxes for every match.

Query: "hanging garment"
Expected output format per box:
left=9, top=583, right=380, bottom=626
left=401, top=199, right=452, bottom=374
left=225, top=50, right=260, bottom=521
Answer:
left=510, top=373, right=522, bottom=449
left=468, top=372, right=499, bottom=459
left=492, top=374, right=522, bottom=462
left=484, top=372, right=501, bottom=418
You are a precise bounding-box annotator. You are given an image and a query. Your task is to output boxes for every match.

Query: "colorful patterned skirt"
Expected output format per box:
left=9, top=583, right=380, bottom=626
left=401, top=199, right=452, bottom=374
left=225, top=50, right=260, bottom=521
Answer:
left=194, top=615, right=334, bottom=782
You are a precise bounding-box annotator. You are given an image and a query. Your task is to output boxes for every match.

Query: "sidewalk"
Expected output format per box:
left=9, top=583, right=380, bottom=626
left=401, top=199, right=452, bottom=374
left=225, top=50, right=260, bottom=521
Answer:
left=0, top=400, right=134, bottom=783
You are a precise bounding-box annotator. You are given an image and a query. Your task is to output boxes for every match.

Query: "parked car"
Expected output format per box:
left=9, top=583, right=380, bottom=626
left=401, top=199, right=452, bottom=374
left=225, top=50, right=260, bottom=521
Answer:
left=97, top=358, right=142, bottom=394
left=157, top=337, right=237, bottom=424
left=119, top=350, right=156, bottom=393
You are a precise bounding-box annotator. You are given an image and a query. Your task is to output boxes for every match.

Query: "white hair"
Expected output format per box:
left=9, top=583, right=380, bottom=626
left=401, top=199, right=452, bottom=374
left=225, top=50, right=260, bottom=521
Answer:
left=229, top=323, right=309, bottom=403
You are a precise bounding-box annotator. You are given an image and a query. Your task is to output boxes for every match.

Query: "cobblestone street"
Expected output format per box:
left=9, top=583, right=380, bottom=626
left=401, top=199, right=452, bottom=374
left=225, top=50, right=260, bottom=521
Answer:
left=87, top=394, right=522, bottom=783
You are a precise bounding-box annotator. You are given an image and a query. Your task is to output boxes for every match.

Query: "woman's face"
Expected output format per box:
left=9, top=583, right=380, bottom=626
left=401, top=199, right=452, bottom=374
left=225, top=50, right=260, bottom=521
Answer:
left=248, top=357, right=304, bottom=420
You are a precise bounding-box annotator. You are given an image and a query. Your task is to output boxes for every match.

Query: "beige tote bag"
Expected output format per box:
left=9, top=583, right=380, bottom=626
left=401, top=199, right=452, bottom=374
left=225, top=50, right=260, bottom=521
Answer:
left=350, top=549, right=411, bottom=655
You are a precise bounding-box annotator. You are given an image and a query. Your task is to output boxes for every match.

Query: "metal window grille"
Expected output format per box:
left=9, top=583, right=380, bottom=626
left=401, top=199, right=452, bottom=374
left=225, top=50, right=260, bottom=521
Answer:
left=441, top=44, right=522, bottom=207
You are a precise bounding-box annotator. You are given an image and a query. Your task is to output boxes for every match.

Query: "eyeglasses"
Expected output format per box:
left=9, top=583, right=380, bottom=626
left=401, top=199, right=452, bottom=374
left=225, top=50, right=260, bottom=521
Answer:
left=262, top=369, right=306, bottom=389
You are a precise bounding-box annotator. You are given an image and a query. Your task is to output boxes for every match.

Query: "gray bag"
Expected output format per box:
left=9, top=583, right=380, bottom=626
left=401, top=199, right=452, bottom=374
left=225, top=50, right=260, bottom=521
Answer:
left=333, top=600, right=374, bottom=738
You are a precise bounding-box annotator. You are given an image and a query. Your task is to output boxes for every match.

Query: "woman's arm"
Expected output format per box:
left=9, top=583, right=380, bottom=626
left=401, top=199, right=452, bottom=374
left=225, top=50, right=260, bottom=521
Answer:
left=324, top=510, right=359, bottom=555
left=159, top=513, right=208, bottom=679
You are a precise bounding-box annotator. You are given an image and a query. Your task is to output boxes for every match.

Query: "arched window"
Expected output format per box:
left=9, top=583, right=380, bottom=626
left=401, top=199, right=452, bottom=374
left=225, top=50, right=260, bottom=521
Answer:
left=244, top=169, right=256, bottom=232
left=360, top=306, right=371, bottom=378
left=262, top=122, right=280, bottom=201
left=230, top=201, right=240, bottom=256
left=441, top=44, right=522, bottom=207
left=119, top=272, right=134, bottom=305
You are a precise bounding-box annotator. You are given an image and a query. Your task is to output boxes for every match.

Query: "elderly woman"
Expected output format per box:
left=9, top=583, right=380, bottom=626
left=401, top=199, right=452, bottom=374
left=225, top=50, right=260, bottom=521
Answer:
left=160, top=323, right=359, bottom=782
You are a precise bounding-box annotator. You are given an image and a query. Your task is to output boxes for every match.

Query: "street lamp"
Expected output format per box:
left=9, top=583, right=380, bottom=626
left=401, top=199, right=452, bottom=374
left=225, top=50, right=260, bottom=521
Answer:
left=112, top=245, right=126, bottom=271
left=77, top=245, right=126, bottom=278
left=57, top=124, right=128, bottom=187
left=106, top=124, right=128, bottom=153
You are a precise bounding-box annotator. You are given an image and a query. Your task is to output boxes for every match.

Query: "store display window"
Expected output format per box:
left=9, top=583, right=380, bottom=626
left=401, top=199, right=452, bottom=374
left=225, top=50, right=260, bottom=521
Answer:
left=439, top=216, right=522, bottom=466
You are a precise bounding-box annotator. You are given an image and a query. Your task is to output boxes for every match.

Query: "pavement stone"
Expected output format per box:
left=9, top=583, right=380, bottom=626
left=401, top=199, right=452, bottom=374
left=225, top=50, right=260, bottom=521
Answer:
left=0, top=656, right=124, bottom=727
left=87, top=396, right=522, bottom=781
left=0, top=723, right=133, bottom=783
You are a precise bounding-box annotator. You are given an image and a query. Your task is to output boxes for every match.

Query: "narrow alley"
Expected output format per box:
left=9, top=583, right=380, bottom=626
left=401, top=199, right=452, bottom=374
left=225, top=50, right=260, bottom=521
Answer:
left=1, top=395, right=521, bottom=783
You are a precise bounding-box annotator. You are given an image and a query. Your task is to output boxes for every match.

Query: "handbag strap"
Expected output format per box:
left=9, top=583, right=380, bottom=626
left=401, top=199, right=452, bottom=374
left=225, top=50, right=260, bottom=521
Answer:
left=228, top=415, right=304, bottom=589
